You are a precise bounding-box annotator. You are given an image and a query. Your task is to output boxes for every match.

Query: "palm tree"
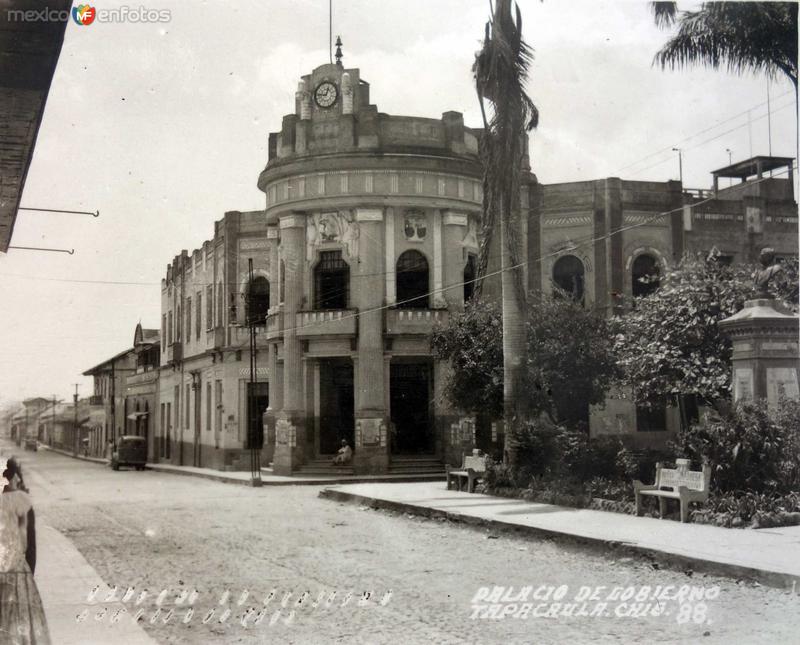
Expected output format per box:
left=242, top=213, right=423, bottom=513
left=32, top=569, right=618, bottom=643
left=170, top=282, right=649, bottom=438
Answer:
left=473, top=0, right=538, bottom=467
left=652, top=2, right=798, bottom=88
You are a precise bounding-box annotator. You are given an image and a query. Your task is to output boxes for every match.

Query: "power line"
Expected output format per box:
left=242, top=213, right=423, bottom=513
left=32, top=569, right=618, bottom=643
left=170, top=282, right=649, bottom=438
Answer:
left=615, top=89, right=794, bottom=174
left=627, top=99, right=795, bottom=177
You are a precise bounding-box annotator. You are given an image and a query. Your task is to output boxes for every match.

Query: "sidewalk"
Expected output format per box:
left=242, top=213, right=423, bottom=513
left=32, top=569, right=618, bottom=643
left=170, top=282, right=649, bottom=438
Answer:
left=40, top=444, right=446, bottom=487
left=36, top=524, right=156, bottom=644
left=319, top=481, right=800, bottom=590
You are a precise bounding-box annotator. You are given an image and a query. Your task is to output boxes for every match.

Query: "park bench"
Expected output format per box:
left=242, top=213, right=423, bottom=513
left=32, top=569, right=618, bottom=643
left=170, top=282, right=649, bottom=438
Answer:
left=446, top=452, right=487, bottom=493
left=633, top=458, right=711, bottom=523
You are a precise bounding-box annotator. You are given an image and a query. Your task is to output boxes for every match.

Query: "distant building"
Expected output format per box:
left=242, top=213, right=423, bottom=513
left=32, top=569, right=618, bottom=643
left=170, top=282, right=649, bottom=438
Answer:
left=83, top=347, right=137, bottom=457
left=527, top=155, right=798, bottom=449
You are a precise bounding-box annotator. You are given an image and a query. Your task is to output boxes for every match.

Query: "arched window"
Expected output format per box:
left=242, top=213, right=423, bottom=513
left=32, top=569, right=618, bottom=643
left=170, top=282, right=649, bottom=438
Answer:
left=553, top=255, right=585, bottom=303
left=314, top=250, right=349, bottom=310
left=246, top=276, right=270, bottom=325
left=463, top=254, right=477, bottom=303
left=632, top=254, right=660, bottom=298
left=396, top=250, right=429, bottom=309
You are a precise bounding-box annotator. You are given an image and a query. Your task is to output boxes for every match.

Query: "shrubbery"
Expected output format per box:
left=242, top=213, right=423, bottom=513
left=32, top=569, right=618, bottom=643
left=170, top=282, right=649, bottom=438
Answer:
left=672, top=399, right=800, bottom=494
left=483, top=398, right=800, bottom=529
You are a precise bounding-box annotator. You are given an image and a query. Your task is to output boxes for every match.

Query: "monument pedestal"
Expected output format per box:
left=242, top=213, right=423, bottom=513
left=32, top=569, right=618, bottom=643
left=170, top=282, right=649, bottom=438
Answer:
left=719, top=298, right=800, bottom=406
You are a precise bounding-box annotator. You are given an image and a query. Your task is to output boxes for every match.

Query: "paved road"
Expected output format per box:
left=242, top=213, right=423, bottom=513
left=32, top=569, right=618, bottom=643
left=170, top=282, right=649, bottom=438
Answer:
left=9, top=445, right=800, bottom=644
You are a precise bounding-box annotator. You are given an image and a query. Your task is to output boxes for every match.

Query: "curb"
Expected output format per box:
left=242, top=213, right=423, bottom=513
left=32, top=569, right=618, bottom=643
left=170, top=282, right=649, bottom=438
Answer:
left=148, top=463, right=447, bottom=487
left=319, top=488, right=800, bottom=591
left=39, top=445, right=109, bottom=466
left=39, top=444, right=448, bottom=487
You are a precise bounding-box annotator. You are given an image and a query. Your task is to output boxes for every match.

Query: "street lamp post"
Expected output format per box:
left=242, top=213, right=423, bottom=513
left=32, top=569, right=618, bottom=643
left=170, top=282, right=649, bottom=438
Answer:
left=672, top=147, right=683, bottom=186
left=726, top=148, right=733, bottom=187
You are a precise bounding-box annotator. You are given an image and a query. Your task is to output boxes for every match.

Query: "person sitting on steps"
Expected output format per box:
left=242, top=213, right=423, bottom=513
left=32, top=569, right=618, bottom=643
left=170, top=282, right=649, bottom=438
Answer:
left=332, top=439, right=352, bottom=466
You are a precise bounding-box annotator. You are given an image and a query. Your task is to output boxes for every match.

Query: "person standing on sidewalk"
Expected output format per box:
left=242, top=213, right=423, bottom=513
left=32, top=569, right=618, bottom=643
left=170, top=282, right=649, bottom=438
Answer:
left=0, top=457, right=51, bottom=644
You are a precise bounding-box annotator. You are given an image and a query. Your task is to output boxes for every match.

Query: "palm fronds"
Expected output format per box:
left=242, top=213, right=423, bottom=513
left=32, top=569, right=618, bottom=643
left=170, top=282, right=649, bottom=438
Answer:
left=653, top=2, right=798, bottom=87
left=473, top=0, right=538, bottom=300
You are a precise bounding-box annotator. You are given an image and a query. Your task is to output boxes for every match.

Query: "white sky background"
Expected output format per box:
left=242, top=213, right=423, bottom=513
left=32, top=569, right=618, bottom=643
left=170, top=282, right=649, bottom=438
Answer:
left=0, top=0, right=796, bottom=403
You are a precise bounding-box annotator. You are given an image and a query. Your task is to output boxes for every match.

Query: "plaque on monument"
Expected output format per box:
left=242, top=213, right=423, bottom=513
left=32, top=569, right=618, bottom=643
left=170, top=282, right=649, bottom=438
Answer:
left=766, top=368, right=800, bottom=408
left=733, top=368, right=754, bottom=402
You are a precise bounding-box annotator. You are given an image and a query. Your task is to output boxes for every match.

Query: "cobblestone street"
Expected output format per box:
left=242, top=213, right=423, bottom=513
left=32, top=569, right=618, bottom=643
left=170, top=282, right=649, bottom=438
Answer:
left=17, top=447, right=800, bottom=644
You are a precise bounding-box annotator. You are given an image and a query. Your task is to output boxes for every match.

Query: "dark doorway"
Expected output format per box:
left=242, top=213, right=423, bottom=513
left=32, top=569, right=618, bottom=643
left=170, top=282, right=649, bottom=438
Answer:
left=247, top=382, right=268, bottom=449
left=246, top=276, right=270, bottom=325
left=396, top=250, right=430, bottom=309
left=319, top=359, right=354, bottom=454
left=390, top=361, right=434, bottom=454
left=632, top=254, right=660, bottom=298
left=636, top=396, right=667, bottom=432
left=553, top=255, right=585, bottom=304
left=193, top=378, right=202, bottom=467
left=314, top=250, right=349, bottom=310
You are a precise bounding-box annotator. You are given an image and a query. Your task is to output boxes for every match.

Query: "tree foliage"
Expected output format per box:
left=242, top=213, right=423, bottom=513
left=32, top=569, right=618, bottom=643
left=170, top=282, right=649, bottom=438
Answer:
left=432, top=295, right=619, bottom=428
left=614, top=253, right=798, bottom=407
left=673, top=399, right=800, bottom=494
left=652, top=2, right=798, bottom=87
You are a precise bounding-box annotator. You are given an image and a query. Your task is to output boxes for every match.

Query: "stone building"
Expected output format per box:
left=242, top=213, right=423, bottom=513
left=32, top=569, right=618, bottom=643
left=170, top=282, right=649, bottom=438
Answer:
left=123, top=324, right=160, bottom=461
left=527, top=155, right=798, bottom=448
left=157, top=210, right=272, bottom=471
left=153, top=55, right=796, bottom=470
left=155, top=59, right=494, bottom=475
left=258, top=60, right=499, bottom=476
left=83, top=347, right=136, bottom=456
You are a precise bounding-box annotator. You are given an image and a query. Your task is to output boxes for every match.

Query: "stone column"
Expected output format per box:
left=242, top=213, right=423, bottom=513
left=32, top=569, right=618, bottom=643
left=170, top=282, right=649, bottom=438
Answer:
left=352, top=208, right=389, bottom=474
left=719, top=298, right=800, bottom=407
left=272, top=214, right=307, bottom=475
left=442, top=211, right=467, bottom=310
left=262, top=226, right=281, bottom=462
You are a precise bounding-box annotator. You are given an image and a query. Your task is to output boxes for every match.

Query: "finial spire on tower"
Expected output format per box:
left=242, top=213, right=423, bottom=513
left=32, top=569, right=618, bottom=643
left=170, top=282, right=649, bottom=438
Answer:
left=335, top=35, right=343, bottom=66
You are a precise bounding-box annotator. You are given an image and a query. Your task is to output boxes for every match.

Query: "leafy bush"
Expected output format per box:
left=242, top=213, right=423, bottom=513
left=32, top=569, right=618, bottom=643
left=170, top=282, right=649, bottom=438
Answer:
left=673, top=398, right=800, bottom=494
left=695, top=491, right=800, bottom=528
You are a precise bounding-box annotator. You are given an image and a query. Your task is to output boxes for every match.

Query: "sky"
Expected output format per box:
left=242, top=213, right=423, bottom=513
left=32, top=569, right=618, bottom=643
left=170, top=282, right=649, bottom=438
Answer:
left=0, top=0, right=796, bottom=405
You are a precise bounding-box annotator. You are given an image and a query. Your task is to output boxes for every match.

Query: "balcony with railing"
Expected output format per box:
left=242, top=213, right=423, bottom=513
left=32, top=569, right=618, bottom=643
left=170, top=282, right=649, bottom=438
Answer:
left=296, top=309, right=358, bottom=338
left=385, top=308, right=449, bottom=335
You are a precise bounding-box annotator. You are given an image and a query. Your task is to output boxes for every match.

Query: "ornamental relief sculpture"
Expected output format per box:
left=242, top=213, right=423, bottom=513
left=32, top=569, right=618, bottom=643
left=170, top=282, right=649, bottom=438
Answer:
left=403, top=209, right=427, bottom=241
left=306, top=210, right=359, bottom=261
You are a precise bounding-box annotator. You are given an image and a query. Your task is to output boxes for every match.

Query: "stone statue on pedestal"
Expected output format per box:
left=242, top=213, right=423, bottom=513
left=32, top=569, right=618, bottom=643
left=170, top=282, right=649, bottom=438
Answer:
left=753, top=247, right=783, bottom=299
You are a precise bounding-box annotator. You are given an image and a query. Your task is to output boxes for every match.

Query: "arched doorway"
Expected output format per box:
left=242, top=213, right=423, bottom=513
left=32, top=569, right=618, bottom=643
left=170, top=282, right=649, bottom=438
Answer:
left=632, top=254, right=661, bottom=298
left=553, top=255, right=585, bottom=303
left=246, top=276, right=270, bottom=325
left=396, top=250, right=429, bottom=309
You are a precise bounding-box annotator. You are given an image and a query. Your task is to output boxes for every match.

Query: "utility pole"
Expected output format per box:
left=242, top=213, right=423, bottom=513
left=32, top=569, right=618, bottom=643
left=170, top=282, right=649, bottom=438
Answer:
left=248, top=258, right=262, bottom=487
left=52, top=395, right=57, bottom=447
left=72, top=384, right=79, bottom=456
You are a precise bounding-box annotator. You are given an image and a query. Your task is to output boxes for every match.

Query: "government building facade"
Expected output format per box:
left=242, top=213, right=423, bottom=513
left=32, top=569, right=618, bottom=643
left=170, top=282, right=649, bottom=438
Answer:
left=142, top=59, right=797, bottom=473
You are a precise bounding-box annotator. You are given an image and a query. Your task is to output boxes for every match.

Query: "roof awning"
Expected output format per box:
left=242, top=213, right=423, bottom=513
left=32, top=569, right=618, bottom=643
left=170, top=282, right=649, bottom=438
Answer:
left=126, top=411, right=149, bottom=420
left=711, top=155, right=794, bottom=179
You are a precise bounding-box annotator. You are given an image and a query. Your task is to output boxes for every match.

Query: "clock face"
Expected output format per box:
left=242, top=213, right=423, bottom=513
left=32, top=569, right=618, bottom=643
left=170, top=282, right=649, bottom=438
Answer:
left=314, top=81, right=339, bottom=108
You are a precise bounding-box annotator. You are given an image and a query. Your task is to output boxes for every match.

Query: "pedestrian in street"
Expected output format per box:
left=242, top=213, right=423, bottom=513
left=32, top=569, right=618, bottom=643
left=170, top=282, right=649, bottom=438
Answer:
left=0, top=457, right=51, bottom=644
